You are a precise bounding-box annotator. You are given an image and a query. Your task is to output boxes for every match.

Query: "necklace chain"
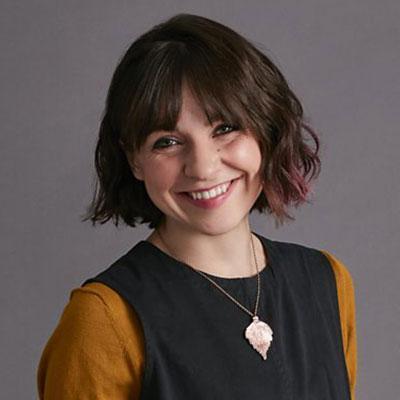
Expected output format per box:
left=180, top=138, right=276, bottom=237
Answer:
left=155, top=230, right=261, bottom=318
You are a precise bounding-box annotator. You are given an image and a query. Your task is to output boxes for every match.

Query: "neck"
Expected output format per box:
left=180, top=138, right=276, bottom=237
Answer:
left=146, top=220, right=267, bottom=278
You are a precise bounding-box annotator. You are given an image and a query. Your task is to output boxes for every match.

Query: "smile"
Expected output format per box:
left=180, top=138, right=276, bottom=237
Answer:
left=187, top=181, right=232, bottom=200
left=179, top=177, right=241, bottom=210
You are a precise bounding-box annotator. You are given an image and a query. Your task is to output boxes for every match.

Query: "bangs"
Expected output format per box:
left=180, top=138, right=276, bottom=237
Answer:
left=122, top=40, right=254, bottom=152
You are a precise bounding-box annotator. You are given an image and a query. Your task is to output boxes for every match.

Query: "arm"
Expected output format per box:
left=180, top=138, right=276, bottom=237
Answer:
left=37, top=282, right=145, bottom=399
left=321, top=250, right=357, bottom=400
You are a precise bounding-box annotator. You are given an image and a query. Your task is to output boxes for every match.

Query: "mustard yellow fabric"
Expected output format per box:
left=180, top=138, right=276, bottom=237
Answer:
left=37, top=250, right=357, bottom=400
left=321, top=250, right=358, bottom=400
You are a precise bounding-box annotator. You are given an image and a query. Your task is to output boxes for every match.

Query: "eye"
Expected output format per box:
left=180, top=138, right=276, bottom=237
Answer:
left=152, top=137, right=180, bottom=149
left=215, top=123, right=240, bottom=135
left=151, top=123, right=240, bottom=150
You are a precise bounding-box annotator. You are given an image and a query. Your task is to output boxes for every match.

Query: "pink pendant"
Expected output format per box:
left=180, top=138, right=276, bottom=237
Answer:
left=244, top=316, right=273, bottom=360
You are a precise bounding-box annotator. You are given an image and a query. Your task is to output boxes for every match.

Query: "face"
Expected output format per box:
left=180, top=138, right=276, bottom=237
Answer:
left=127, top=86, right=264, bottom=236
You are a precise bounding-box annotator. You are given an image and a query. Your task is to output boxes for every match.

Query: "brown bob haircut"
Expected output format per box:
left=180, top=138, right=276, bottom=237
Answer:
left=83, top=13, right=321, bottom=229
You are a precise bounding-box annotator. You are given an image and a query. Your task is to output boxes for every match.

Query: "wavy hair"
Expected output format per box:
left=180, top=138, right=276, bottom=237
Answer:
left=82, top=13, right=321, bottom=229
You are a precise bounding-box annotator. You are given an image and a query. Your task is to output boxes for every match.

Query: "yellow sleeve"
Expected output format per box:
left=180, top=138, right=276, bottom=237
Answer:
left=321, top=250, right=357, bottom=400
left=37, top=282, right=145, bottom=400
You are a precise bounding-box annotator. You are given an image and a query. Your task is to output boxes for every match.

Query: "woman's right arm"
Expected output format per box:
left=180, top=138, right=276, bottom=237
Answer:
left=37, top=282, right=145, bottom=400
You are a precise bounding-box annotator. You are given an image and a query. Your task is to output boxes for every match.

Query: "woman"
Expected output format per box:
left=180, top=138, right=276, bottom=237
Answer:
left=37, top=14, right=357, bottom=399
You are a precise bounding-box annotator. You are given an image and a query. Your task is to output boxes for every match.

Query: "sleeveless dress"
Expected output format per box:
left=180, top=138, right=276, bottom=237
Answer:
left=79, top=232, right=351, bottom=400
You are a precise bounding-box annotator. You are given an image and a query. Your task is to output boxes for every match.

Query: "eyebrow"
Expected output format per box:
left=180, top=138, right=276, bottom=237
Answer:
left=153, top=119, right=226, bottom=135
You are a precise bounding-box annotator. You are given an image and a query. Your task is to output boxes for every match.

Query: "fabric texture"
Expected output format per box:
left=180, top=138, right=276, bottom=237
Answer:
left=321, top=250, right=357, bottom=398
left=37, top=236, right=357, bottom=400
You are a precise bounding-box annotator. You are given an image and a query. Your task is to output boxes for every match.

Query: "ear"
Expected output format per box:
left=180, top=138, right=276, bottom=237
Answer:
left=125, top=151, right=144, bottom=181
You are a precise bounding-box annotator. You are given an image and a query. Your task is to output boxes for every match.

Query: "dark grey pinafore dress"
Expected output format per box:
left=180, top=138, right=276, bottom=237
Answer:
left=83, top=233, right=351, bottom=399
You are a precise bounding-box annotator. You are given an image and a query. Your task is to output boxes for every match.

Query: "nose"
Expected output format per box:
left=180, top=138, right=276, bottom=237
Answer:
left=183, top=140, right=221, bottom=181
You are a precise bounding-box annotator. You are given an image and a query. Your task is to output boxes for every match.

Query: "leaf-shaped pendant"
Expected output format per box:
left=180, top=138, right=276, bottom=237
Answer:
left=244, top=316, right=273, bottom=360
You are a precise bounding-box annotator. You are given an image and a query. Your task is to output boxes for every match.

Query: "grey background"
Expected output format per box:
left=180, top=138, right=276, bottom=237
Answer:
left=1, top=1, right=399, bottom=398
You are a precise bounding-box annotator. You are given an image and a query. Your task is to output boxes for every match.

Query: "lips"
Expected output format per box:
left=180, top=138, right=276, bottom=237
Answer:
left=179, top=176, right=240, bottom=209
left=180, top=177, right=240, bottom=194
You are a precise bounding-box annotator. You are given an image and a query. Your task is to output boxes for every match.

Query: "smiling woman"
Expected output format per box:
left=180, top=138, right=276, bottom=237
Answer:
left=82, top=13, right=321, bottom=231
left=127, top=83, right=264, bottom=232
left=37, top=13, right=357, bottom=400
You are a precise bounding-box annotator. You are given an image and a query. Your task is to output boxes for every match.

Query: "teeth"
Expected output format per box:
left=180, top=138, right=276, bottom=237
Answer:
left=188, top=182, right=231, bottom=200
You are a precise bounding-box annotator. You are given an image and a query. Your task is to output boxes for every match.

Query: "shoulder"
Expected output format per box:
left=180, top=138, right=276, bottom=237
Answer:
left=263, top=236, right=326, bottom=262
left=39, top=282, right=145, bottom=363
left=264, top=236, right=352, bottom=279
left=263, top=236, right=334, bottom=280
left=261, top=236, right=354, bottom=302
left=37, top=282, right=145, bottom=399
left=318, top=250, right=356, bottom=322
left=70, top=282, right=145, bottom=355
left=319, top=250, right=355, bottom=291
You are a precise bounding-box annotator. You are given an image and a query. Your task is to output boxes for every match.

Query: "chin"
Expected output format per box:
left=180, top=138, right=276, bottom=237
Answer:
left=184, top=214, right=248, bottom=237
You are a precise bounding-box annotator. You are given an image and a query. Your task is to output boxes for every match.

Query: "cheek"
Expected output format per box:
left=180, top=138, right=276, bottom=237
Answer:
left=228, top=136, right=262, bottom=174
left=142, top=159, right=179, bottom=195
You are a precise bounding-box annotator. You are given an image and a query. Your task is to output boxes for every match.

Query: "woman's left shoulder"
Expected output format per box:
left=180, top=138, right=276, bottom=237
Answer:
left=284, top=239, right=354, bottom=285
left=318, top=249, right=355, bottom=290
left=275, top=238, right=355, bottom=292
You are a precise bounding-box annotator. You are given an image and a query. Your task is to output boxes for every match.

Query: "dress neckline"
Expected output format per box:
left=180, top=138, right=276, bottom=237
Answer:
left=139, top=231, right=271, bottom=283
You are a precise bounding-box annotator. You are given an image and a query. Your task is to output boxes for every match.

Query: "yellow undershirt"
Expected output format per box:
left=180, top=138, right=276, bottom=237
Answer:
left=37, top=250, right=357, bottom=400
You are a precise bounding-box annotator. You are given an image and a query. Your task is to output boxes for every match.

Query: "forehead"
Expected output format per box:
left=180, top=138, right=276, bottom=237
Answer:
left=127, top=70, right=253, bottom=153
left=176, top=85, right=219, bottom=129
left=149, top=84, right=230, bottom=137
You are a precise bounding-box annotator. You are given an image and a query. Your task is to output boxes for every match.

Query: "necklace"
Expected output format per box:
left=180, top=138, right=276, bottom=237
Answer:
left=155, top=229, right=273, bottom=360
